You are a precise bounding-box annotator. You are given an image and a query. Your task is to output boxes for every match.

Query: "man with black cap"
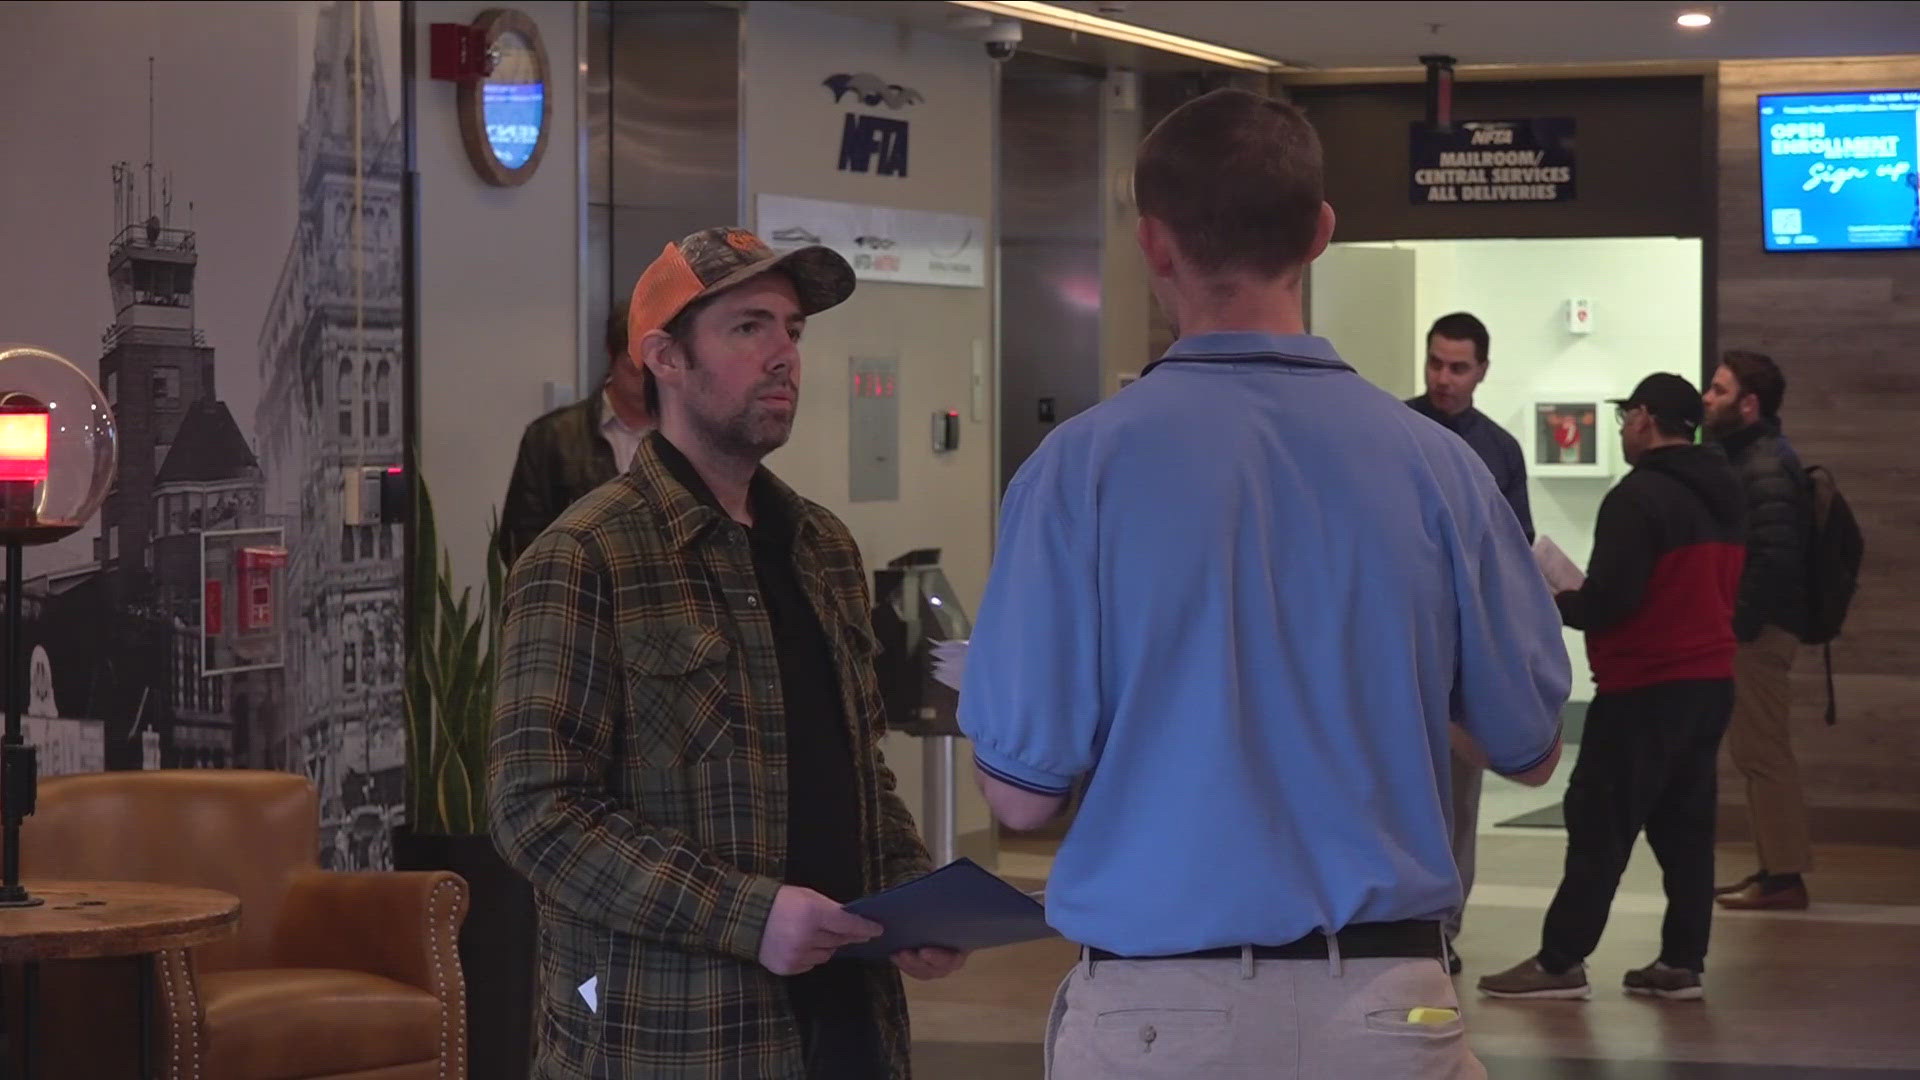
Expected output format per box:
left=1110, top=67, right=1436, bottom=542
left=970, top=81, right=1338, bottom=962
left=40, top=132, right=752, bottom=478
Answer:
left=1481, top=373, right=1746, bottom=1003
left=489, top=227, right=963, bottom=1080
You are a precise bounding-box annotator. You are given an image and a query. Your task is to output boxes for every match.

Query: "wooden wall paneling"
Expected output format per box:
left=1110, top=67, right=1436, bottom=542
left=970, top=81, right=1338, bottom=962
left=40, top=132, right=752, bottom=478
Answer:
left=1715, top=56, right=1920, bottom=821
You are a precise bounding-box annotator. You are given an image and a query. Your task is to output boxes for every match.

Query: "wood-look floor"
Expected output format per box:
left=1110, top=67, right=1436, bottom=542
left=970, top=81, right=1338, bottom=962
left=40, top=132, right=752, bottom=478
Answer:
left=907, top=835, right=1920, bottom=1077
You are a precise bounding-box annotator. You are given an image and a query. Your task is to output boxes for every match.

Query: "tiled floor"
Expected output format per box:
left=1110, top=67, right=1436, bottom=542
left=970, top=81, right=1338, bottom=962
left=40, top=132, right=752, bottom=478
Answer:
left=907, top=802, right=1920, bottom=1078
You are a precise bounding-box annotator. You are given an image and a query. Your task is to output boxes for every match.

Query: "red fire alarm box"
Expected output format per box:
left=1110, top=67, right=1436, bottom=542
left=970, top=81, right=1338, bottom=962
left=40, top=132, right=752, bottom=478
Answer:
left=429, top=21, right=494, bottom=81
left=237, top=546, right=288, bottom=633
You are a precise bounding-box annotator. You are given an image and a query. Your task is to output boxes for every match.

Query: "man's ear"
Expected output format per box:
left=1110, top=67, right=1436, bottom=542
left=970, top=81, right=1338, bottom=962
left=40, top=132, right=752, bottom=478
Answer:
left=1137, top=215, right=1177, bottom=279
left=1306, top=201, right=1336, bottom=265
left=638, top=329, right=682, bottom=380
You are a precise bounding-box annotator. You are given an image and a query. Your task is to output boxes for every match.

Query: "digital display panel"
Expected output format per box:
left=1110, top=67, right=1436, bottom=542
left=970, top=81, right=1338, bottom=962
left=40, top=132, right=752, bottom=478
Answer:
left=483, top=81, right=544, bottom=170
left=1759, top=89, right=1920, bottom=252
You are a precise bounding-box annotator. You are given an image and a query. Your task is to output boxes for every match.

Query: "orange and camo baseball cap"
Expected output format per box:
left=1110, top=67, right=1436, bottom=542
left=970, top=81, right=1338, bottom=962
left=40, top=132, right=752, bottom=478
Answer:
left=628, top=227, right=856, bottom=347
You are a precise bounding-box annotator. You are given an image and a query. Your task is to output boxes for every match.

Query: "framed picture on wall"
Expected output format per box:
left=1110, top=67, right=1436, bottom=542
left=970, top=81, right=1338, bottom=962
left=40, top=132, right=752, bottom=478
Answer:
left=201, top=527, right=289, bottom=676
left=1531, top=399, right=1610, bottom=478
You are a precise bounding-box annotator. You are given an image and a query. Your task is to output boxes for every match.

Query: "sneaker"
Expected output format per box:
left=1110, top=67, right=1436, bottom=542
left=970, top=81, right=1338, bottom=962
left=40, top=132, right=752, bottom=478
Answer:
left=1624, top=961, right=1704, bottom=1001
left=1478, top=958, right=1591, bottom=1000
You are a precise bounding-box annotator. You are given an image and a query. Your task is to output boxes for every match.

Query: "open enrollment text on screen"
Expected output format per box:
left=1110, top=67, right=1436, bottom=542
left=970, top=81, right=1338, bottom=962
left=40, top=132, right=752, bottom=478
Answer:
left=1759, top=89, right=1920, bottom=252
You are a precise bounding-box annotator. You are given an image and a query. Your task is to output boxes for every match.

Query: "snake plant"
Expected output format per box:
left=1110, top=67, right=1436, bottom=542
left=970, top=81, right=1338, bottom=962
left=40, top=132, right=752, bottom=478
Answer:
left=403, top=478, right=503, bottom=835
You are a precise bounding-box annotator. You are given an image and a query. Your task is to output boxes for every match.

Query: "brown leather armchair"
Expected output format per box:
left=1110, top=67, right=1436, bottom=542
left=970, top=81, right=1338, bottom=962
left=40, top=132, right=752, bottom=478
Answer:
left=15, top=769, right=469, bottom=1080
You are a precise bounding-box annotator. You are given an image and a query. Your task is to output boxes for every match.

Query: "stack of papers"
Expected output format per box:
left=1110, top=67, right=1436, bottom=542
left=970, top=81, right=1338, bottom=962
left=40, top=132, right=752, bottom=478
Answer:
left=838, top=857, right=1057, bottom=959
left=1532, top=535, right=1587, bottom=594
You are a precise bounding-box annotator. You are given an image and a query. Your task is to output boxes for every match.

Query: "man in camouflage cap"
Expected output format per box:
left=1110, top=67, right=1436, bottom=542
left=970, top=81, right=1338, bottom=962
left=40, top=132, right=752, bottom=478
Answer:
left=490, top=228, right=964, bottom=1079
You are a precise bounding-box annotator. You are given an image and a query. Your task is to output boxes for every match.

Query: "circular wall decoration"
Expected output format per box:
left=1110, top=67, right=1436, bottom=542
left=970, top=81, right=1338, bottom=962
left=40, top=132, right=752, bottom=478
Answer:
left=456, top=8, right=551, bottom=186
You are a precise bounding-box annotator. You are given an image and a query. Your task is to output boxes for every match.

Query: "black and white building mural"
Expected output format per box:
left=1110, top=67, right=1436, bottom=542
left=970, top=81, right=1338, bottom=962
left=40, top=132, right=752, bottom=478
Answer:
left=0, top=1, right=406, bottom=868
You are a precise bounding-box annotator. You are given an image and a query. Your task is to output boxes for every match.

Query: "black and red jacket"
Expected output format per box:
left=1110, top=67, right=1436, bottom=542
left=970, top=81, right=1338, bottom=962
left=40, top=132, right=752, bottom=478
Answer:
left=1558, top=444, right=1747, bottom=694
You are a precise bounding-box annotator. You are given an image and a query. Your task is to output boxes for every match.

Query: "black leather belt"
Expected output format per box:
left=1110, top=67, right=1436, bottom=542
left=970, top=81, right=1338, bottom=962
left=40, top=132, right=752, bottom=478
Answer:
left=1088, top=920, right=1443, bottom=963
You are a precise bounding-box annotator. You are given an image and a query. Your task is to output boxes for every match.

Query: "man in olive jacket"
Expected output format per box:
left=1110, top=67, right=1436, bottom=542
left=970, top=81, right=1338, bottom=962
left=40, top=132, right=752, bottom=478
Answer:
left=1703, top=350, right=1815, bottom=911
left=497, top=305, right=652, bottom=568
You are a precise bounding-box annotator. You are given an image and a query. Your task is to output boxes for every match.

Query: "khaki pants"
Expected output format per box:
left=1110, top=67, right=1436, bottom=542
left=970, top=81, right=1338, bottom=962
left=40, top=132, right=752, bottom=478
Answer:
left=1726, top=625, right=1811, bottom=875
left=1045, top=950, right=1483, bottom=1080
left=1444, top=751, right=1482, bottom=943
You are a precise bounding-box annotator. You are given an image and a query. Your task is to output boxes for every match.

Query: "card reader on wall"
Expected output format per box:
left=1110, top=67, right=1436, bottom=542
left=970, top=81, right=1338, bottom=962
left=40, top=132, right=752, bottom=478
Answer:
left=931, top=410, right=960, bottom=453
left=344, top=465, right=408, bottom=526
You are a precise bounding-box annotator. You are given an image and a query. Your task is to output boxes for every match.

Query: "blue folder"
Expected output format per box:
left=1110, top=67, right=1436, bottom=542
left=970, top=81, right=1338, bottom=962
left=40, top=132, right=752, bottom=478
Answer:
left=837, top=858, right=1058, bottom=959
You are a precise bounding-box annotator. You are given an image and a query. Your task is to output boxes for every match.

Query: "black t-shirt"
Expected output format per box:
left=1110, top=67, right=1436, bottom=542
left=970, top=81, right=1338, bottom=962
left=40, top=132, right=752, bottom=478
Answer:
left=743, top=496, right=865, bottom=907
left=744, top=497, right=878, bottom=1066
left=650, top=437, right=876, bottom=1070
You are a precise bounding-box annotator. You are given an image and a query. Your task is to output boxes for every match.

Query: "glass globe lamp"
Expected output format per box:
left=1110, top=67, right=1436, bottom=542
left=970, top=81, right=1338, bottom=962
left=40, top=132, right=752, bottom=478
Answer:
left=0, top=345, right=117, bottom=543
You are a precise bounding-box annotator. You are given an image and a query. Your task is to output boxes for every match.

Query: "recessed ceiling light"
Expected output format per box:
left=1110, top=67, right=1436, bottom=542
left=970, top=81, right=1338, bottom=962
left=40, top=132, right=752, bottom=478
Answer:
left=1677, top=11, right=1713, bottom=28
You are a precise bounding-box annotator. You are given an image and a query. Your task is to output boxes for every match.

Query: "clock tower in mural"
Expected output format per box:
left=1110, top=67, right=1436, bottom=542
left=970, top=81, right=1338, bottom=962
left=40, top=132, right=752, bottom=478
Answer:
left=97, top=159, right=216, bottom=607
left=90, top=62, right=272, bottom=771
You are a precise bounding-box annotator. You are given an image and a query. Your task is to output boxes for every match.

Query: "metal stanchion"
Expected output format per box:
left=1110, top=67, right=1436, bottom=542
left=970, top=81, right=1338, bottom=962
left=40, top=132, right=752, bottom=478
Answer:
left=921, top=734, right=960, bottom=867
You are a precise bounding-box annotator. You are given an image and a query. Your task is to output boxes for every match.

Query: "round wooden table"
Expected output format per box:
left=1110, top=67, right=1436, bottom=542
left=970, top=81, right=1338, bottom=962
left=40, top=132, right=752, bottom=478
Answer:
left=0, top=880, right=240, bottom=1078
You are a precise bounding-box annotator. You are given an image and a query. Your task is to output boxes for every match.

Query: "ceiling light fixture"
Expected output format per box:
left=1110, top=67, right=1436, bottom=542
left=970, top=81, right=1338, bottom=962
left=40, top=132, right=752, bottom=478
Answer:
left=945, top=1, right=1284, bottom=73
left=1676, top=10, right=1713, bottom=28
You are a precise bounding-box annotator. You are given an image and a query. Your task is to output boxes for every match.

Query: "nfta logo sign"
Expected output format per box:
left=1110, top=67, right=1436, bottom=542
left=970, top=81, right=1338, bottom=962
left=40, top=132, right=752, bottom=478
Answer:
left=839, top=116, right=909, bottom=177
left=824, top=72, right=922, bottom=179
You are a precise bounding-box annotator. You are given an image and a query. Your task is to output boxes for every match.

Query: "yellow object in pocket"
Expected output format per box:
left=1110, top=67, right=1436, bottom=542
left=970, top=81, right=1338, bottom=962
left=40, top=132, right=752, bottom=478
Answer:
left=1404, top=1007, right=1459, bottom=1026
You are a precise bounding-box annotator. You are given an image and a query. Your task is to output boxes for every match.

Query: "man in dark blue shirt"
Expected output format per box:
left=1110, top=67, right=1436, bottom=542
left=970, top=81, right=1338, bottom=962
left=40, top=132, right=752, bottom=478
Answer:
left=1408, top=313, right=1533, bottom=541
left=1406, top=311, right=1535, bottom=972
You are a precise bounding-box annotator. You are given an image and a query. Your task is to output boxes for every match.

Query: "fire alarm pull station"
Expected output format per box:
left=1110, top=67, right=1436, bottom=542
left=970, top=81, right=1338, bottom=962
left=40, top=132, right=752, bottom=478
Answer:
left=428, top=22, right=494, bottom=81
left=1568, top=297, right=1594, bottom=335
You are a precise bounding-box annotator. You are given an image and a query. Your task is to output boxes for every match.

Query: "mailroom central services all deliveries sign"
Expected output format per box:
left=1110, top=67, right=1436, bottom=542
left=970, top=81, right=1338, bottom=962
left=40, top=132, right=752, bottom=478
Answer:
left=1410, top=119, right=1577, bottom=204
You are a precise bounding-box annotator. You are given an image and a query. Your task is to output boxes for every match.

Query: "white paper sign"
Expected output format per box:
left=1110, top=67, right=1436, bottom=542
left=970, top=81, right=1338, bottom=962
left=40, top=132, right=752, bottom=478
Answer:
left=930, top=639, right=968, bottom=692
left=757, top=194, right=985, bottom=289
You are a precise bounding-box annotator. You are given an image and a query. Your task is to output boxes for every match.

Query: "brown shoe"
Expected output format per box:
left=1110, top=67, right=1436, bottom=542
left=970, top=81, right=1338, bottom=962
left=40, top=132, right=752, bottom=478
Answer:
left=1478, top=958, right=1591, bottom=1000
left=1716, top=880, right=1809, bottom=911
left=1713, top=871, right=1762, bottom=897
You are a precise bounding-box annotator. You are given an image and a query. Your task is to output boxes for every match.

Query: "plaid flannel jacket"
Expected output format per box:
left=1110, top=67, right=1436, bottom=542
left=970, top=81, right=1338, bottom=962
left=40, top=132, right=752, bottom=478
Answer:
left=489, top=431, right=931, bottom=1079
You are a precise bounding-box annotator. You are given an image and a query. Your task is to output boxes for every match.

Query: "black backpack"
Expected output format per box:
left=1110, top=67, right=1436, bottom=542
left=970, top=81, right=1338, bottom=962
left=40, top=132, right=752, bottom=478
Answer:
left=1802, top=464, right=1864, bottom=723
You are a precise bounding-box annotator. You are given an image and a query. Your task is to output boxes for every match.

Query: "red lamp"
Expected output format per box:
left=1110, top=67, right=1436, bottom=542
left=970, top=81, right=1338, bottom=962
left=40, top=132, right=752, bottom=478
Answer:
left=0, top=400, right=50, bottom=533
left=0, top=406, right=48, bottom=480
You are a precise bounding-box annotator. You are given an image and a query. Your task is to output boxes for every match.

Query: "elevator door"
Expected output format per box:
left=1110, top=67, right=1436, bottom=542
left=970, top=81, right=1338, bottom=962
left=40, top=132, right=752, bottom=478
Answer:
left=998, top=56, right=1105, bottom=491
left=584, top=1, right=740, bottom=393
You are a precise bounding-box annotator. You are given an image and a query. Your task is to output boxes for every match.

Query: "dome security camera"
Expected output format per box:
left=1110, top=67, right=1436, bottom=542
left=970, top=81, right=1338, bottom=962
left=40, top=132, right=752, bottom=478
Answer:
left=983, top=18, right=1022, bottom=61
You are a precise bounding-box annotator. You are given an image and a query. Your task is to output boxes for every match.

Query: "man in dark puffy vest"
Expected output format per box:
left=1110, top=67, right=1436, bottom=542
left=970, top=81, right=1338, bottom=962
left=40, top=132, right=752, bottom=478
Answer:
left=1703, top=350, right=1816, bottom=911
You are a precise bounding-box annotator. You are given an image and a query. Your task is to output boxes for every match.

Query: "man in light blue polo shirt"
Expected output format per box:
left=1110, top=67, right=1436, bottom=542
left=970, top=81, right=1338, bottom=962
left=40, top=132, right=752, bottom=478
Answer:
left=959, top=89, right=1569, bottom=1079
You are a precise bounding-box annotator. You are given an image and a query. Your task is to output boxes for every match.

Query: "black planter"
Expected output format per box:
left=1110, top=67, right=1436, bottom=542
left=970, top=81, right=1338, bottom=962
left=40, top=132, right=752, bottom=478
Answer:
left=394, top=830, right=536, bottom=1080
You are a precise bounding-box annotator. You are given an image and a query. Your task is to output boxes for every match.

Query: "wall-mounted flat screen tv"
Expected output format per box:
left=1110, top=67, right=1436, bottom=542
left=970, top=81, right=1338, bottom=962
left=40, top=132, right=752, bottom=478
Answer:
left=1759, top=89, right=1919, bottom=252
